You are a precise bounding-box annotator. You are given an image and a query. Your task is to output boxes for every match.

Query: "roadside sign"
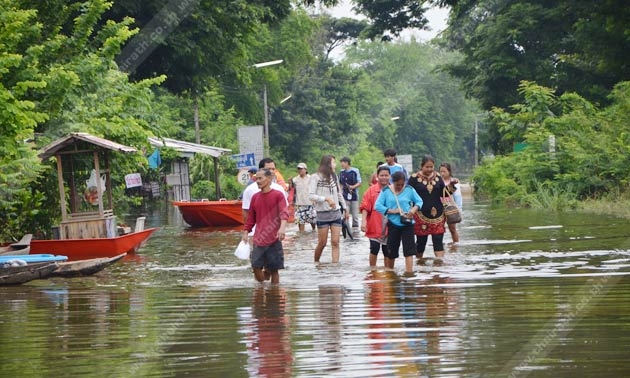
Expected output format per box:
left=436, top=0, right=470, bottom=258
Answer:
left=238, top=126, right=264, bottom=166
left=237, top=168, right=251, bottom=185
left=397, top=154, right=414, bottom=173
left=124, top=173, right=142, bottom=188
left=231, top=152, right=256, bottom=169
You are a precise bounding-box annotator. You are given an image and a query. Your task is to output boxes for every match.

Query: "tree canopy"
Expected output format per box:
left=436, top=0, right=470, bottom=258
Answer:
left=443, top=0, right=630, bottom=110
left=5, top=0, right=630, bottom=239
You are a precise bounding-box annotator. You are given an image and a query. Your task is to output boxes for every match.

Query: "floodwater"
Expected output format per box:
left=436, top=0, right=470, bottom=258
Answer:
left=2, top=198, right=630, bottom=377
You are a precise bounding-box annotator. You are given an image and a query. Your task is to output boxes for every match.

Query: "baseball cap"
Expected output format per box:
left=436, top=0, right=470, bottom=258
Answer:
left=297, top=163, right=307, bottom=169
left=248, top=167, right=258, bottom=174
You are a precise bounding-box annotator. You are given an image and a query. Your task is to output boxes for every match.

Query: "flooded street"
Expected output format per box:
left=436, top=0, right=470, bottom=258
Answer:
left=2, top=198, right=630, bottom=377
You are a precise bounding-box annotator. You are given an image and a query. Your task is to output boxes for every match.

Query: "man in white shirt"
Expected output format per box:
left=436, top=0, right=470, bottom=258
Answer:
left=242, top=157, right=287, bottom=223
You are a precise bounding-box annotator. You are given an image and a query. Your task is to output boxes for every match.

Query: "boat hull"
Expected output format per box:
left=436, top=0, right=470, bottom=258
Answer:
left=30, top=228, right=157, bottom=261
left=0, top=262, right=58, bottom=285
left=51, top=253, right=126, bottom=277
left=0, top=234, right=32, bottom=256
left=0, top=245, right=30, bottom=256
left=173, top=200, right=244, bottom=227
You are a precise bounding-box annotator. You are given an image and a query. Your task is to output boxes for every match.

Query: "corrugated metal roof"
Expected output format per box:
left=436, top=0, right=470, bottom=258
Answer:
left=39, top=132, right=137, bottom=159
left=148, top=137, right=231, bottom=158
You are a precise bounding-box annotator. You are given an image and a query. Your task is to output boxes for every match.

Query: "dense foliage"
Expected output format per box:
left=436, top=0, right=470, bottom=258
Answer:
left=472, top=81, right=630, bottom=208
left=442, top=0, right=630, bottom=154
left=2, top=1, right=455, bottom=239
left=3, top=0, right=630, bottom=240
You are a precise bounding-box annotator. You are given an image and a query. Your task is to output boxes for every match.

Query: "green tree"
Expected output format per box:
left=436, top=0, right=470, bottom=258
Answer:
left=304, top=0, right=454, bottom=41
left=473, top=80, right=630, bottom=207
left=316, top=16, right=369, bottom=60
left=345, top=39, right=478, bottom=169
left=443, top=0, right=630, bottom=111
left=0, top=2, right=49, bottom=240
left=105, top=0, right=295, bottom=94
left=3, top=1, right=172, bottom=238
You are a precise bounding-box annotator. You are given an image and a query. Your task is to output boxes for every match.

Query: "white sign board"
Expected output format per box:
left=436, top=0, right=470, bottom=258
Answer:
left=397, top=154, right=414, bottom=174
left=238, top=126, right=264, bottom=167
left=237, top=168, right=251, bottom=185
left=124, top=173, right=142, bottom=188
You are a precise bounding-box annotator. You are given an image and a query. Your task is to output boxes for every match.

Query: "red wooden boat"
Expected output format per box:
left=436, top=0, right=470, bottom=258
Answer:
left=174, top=199, right=295, bottom=228
left=30, top=228, right=157, bottom=261
left=173, top=200, right=244, bottom=227
left=34, top=133, right=160, bottom=261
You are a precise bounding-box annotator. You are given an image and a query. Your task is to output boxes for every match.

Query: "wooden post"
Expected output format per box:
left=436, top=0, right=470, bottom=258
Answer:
left=105, top=150, right=113, bottom=210
left=213, top=156, right=221, bottom=199
left=68, top=154, right=77, bottom=214
left=56, top=154, right=68, bottom=220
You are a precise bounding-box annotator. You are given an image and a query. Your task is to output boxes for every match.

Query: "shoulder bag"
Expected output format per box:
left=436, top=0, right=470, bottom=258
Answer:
left=442, top=187, right=462, bottom=224
left=391, top=185, right=413, bottom=225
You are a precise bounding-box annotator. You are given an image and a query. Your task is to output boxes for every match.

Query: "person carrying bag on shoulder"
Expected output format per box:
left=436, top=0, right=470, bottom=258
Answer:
left=375, top=171, right=423, bottom=275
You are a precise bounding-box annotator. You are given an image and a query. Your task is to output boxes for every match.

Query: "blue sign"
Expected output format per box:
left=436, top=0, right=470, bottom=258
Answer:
left=231, top=152, right=256, bottom=168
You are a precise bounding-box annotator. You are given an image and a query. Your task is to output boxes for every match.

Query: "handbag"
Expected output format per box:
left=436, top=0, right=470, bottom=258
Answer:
left=442, top=187, right=462, bottom=224
left=391, top=185, right=413, bottom=225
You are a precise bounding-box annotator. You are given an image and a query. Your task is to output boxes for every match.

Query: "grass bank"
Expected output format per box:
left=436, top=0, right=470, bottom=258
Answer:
left=579, top=196, right=630, bottom=219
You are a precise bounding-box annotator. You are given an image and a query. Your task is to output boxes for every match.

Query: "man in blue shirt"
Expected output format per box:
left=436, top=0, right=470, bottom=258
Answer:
left=339, top=156, right=362, bottom=228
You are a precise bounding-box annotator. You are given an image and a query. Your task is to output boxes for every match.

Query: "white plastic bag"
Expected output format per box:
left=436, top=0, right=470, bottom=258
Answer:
left=234, top=241, right=251, bottom=260
left=84, top=169, right=107, bottom=205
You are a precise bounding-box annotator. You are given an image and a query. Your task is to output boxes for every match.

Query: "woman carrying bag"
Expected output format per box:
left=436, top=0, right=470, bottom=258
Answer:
left=408, top=155, right=458, bottom=262
left=375, top=171, right=422, bottom=275
left=439, top=162, right=463, bottom=245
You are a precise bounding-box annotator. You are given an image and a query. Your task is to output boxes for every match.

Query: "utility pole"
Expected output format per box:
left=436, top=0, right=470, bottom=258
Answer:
left=263, top=84, right=269, bottom=157
left=194, top=96, right=200, bottom=144
left=474, top=117, right=478, bottom=167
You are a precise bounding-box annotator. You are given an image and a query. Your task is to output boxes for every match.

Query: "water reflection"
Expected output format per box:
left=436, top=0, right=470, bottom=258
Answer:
left=242, top=287, right=292, bottom=377
left=338, top=271, right=464, bottom=376
left=2, top=202, right=630, bottom=377
left=318, top=285, right=344, bottom=358
left=364, top=271, right=398, bottom=374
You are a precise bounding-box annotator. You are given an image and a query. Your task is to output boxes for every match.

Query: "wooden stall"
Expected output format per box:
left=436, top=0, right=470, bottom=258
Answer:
left=39, top=133, right=137, bottom=239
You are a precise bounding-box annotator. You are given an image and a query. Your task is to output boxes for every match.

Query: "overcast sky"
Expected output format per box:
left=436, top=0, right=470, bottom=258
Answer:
left=328, top=1, right=450, bottom=41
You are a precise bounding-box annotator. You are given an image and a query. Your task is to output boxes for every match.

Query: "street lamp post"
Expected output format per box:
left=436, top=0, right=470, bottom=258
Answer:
left=263, top=84, right=269, bottom=156
left=252, top=59, right=283, bottom=156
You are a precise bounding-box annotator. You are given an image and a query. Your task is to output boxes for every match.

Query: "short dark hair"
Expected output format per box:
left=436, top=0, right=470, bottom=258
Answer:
left=377, top=165, right=391, bottom=174
left=258, top=157, right=274, bottom=169
left=340, top=156, right=351, bottom=164
left=384, top=148, right=396, bottom=157
left=391, top=171, right=406, bottom=183
left=260, top=168, right=274, bottom=177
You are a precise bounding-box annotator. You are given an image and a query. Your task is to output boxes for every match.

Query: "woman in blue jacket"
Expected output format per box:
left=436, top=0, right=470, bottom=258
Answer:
left=375, top=171, right=423, bottom=275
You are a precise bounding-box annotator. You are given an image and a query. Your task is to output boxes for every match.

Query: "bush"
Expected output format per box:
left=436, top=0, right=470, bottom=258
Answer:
left=191, top=180, right=215, bottom=200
